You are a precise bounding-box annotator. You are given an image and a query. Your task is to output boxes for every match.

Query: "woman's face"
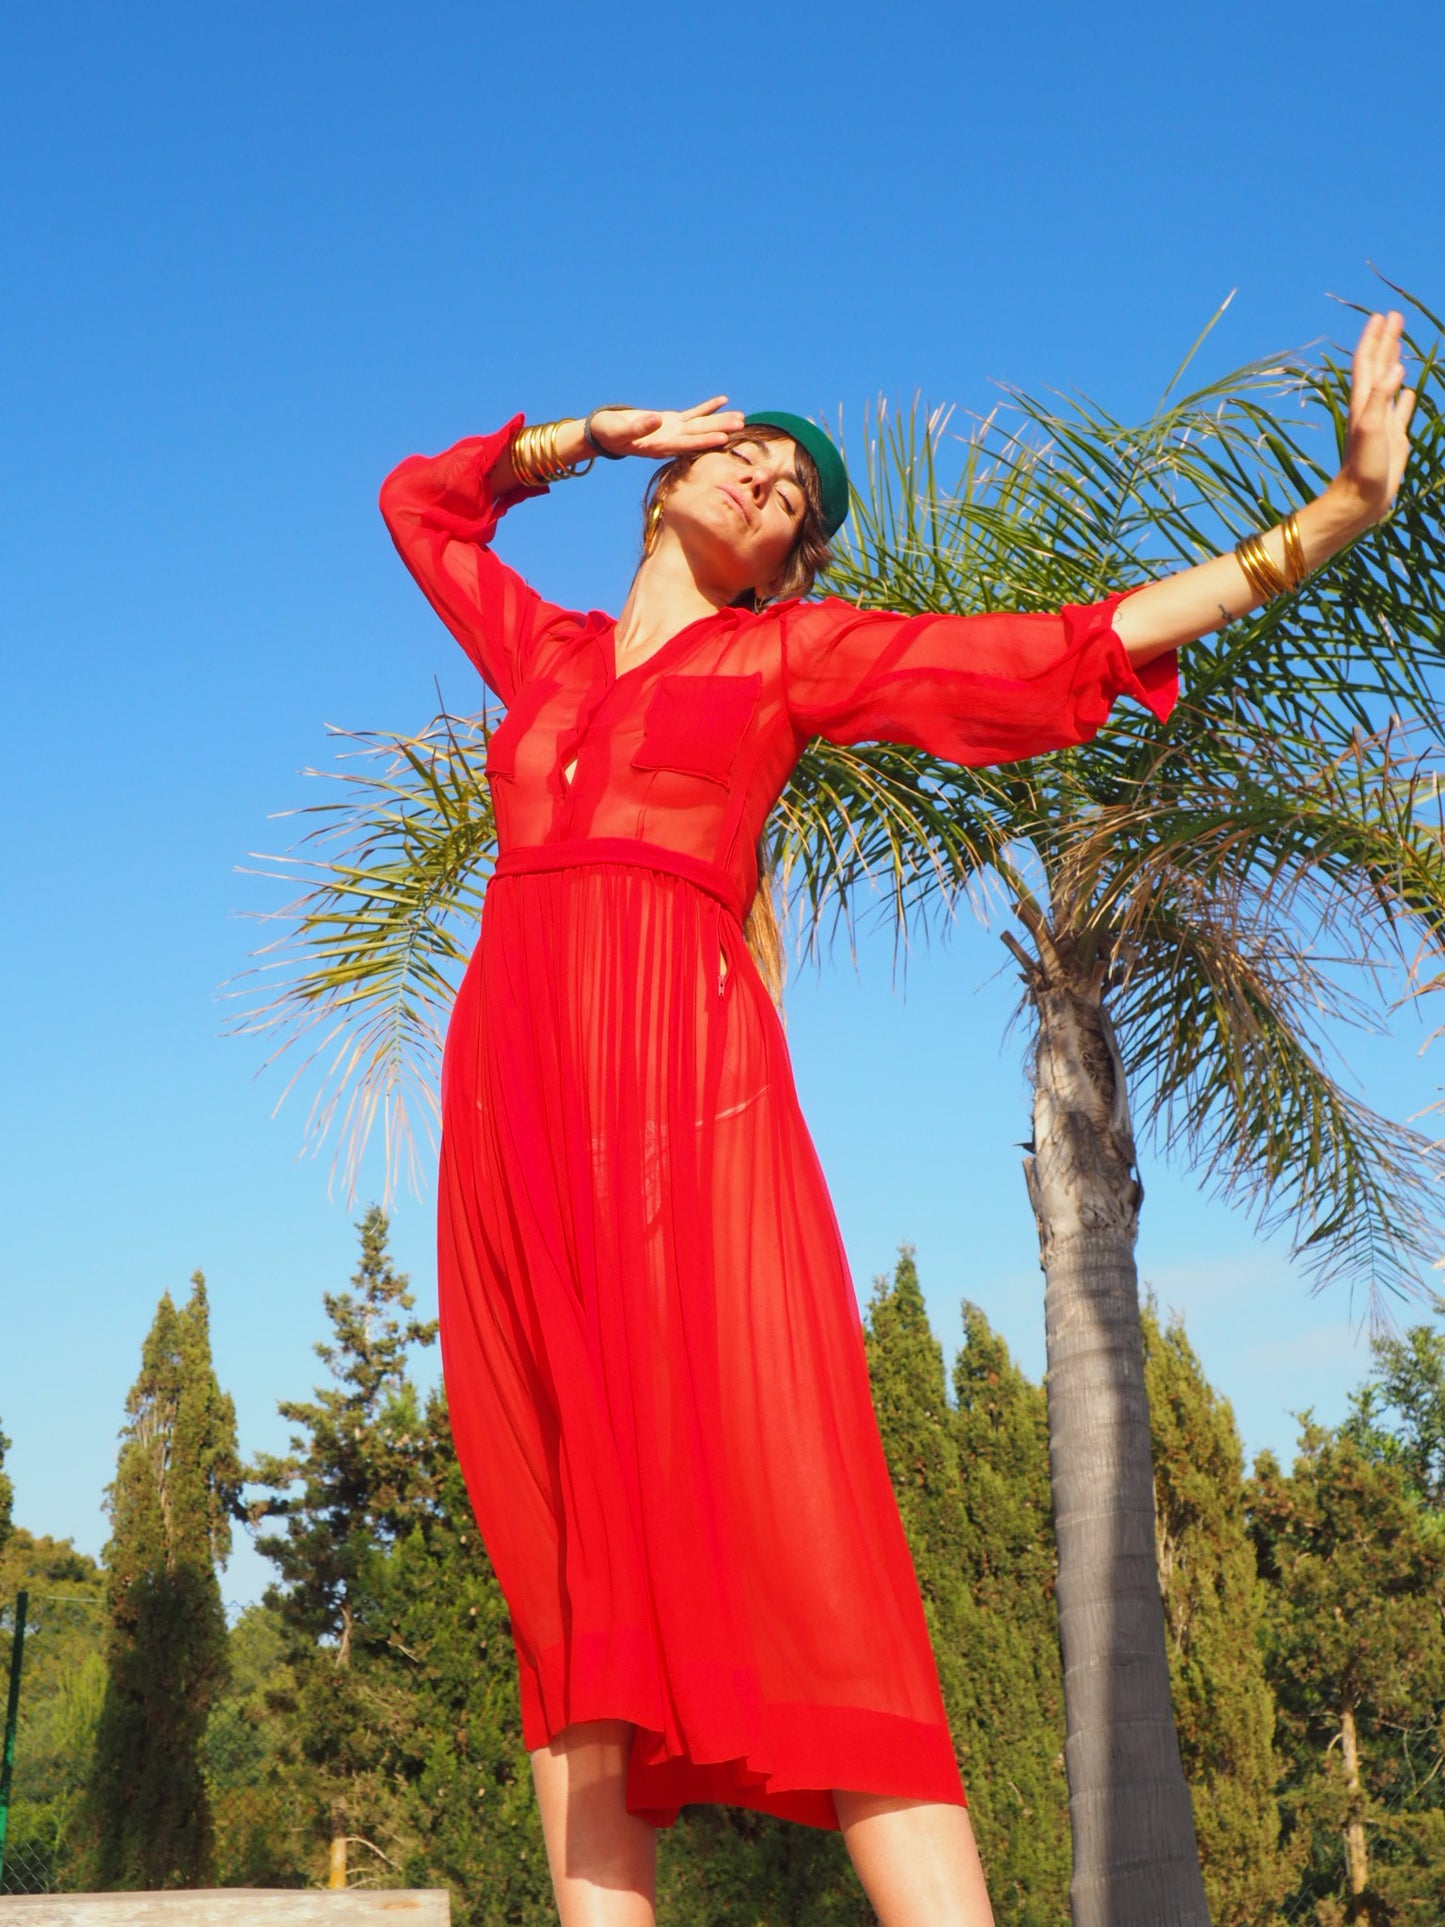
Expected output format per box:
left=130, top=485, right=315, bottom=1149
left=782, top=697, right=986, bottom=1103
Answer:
left=660, top=435, right=805, bottom=599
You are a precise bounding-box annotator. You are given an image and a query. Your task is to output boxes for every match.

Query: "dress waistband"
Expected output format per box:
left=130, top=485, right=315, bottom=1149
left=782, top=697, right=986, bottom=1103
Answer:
left=492, top=839, right=748, bottom=922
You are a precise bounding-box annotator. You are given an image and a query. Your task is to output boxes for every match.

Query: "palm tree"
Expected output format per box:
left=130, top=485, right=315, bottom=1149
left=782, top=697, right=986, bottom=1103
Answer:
left=233, top=292, right=1445, bottom=1925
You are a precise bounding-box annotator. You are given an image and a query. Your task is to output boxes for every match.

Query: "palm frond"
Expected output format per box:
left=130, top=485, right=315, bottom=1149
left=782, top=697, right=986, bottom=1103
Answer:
left=1067, top=719, right=1445, bottom=1308
left=227, top=711, right=494, bottom=1203
left=772, top=739, right=1030, bottom=970
left=1111, top=893, right=1443, bottom=1314
left=1086, top=713, right=1445, bottom=958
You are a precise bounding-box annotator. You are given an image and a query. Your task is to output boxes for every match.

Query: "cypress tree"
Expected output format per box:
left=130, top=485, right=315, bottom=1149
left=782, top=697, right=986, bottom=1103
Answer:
left=1250, top=1422, right=1445, bottom=1922
left=949, top=1298, right=1071, bottom=1924
left=1139, top=1303, right=1289, bottom=1925
left=866, top=1248, right=1070, bottom=1924
left=87, top=1273, right=240, bottom=1889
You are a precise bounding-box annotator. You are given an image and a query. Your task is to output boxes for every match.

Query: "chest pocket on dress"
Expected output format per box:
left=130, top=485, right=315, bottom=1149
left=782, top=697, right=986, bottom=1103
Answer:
left=630, top=673, right=762, bottom=787
left=485, top=679, right=561, bottom=782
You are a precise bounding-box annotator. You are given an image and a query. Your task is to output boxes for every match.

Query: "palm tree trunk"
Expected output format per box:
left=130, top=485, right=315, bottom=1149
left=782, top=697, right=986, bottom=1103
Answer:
left=1014, top=916, right=1211, bottom=1926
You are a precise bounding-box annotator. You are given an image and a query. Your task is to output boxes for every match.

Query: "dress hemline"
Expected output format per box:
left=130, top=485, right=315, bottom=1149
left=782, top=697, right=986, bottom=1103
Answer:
left=516, top=1630, right=968, bottom=1832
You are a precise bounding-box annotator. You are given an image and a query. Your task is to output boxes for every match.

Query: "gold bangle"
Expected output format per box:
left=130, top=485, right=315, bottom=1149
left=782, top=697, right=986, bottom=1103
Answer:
left=516, top=421, right=559, bottom=487
left=511, top=423, right=545, bottom=488
left=1232, top=534, right=1270, bottom=601
left=1234, top=530, right=1290, bottom=603
left=511, top=418, right=594, bottom=488
left=1255, top=529, right=1292, bottom=597
left=1281, top=511, right=1308, bottom=591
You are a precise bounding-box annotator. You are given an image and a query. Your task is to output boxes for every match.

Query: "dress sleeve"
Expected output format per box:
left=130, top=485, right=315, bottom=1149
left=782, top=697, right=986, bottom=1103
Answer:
left=378, top=414, right=580, bottom=706
left=778, top=592, right=1178, bottom=765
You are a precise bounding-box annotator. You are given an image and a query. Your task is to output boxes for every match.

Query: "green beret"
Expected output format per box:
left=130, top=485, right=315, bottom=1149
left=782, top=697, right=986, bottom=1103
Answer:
left=743, top=410, right=850, bottom=539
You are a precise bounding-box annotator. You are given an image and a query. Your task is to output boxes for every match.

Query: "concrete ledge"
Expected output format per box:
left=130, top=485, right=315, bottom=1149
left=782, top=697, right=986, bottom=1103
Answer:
left=0, top=1895, right=451, bottom=1925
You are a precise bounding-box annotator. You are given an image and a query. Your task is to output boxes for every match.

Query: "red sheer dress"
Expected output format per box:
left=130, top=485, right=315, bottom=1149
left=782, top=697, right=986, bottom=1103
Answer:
left=380, top=418, right=1177, bottom=1831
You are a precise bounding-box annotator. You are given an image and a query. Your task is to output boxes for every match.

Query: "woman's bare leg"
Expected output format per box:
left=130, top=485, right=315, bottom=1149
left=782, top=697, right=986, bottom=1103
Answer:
left=529, top=1719, right=658, bottom=1926
left=834, top=1791, right=995, bottom=1927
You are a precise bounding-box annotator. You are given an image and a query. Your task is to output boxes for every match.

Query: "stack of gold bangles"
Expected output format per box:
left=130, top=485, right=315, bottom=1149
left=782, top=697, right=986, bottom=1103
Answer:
left=1234, top=510, right=1309, bottom=602
left=511, top=419, right=593, bottom=488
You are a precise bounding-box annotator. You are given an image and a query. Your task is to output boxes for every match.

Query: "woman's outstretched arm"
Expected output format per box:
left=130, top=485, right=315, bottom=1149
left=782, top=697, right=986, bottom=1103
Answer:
left=1113, top=310, right=1417, bottom=668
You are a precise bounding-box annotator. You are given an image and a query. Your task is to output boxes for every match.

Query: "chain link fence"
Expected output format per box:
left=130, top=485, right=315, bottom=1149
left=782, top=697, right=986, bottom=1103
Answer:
left=0, top=1838, right=60, bottom=1897
left=1, top=1589, right=106, bottom=1896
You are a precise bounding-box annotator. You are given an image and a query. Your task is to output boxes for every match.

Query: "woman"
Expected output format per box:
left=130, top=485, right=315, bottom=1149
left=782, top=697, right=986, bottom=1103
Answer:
left=379, top=313, right=1414, bottom=1927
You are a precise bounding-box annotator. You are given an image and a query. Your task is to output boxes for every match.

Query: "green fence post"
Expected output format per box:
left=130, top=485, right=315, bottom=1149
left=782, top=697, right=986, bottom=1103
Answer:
left=0, top=1590, right=29, bottom=1888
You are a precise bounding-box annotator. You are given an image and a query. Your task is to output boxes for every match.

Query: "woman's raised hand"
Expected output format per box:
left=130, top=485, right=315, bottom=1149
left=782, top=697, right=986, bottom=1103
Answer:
left=1334, top=310, right=1417, bottom=528
left=588, top=396, right=745, bottom=460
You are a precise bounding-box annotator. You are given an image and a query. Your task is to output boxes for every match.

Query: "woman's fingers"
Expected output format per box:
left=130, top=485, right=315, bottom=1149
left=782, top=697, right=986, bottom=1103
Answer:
left=679, top=395, right=735, bottom=421
left=649, top=408, right=744, bottom=451
left=1353, top=310, right=1383, bottom=381
left=684, top=412, right=744, bottom=440
left=1376, top=315, right=1406, bottom=403
left=1353, top=310, right=1398, bottom=382
left=1349, top=312, right=1408, bottom=437
left=676, top=397, right=745, bottom=442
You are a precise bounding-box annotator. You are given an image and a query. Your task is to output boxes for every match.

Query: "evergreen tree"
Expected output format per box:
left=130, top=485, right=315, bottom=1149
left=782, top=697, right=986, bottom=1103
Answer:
left=1140, top=1303, right=1290, bottom=1925
left=246, top=1205, right=439, bottom=1886
left=1344, top=1296, right=1445, bottom=1513
left=250, top=1205, right=437, bottom=1654
left=949, top=1298, right=1072, bottom=1925
left=86, top=1272, right=240, bottom=1889
left=866, top=1249, right=1070, bottom=1924
left=1250, top=1422, right=1445, bottom=1923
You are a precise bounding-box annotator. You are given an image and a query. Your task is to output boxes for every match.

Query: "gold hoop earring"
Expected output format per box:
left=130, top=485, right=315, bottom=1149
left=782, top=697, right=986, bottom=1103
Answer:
left=643, top=498, right=665, bottom=555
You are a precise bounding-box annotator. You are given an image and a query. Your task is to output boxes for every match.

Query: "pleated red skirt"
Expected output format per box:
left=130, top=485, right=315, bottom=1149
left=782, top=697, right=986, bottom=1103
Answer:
left=437, top=843, right=965, bottom=1830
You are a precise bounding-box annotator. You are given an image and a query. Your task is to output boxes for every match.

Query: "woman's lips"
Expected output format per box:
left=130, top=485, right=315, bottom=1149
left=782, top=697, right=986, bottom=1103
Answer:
left=717, top=483, right=754, bottom=526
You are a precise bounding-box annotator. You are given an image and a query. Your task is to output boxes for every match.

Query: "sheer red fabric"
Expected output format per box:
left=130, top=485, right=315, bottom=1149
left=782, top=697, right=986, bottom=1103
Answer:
left=380, top=419, right=1178, bottom=1831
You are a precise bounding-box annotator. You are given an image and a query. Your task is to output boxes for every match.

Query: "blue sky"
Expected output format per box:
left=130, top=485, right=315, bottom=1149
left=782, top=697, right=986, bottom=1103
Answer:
left=5, top=0, right=1445, bottom=1610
